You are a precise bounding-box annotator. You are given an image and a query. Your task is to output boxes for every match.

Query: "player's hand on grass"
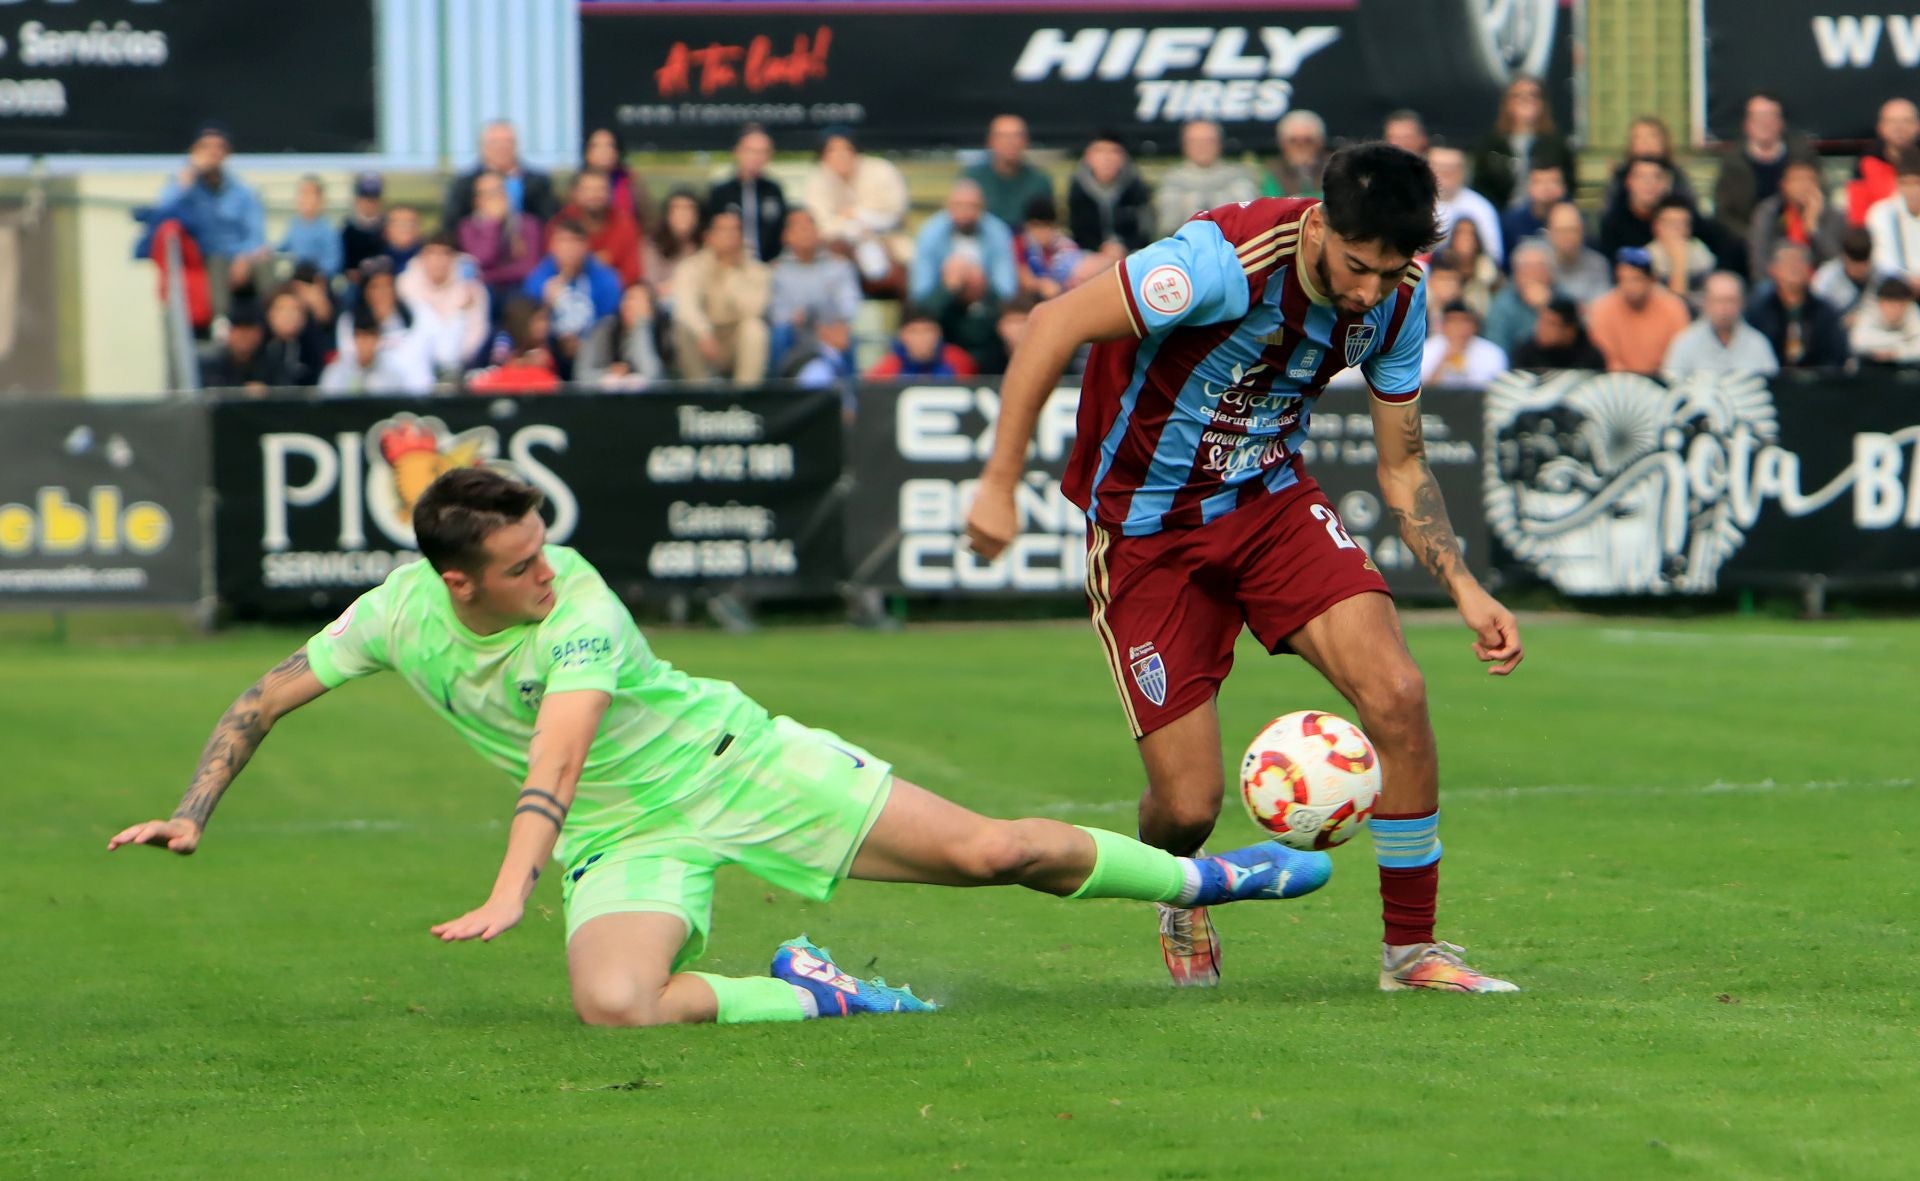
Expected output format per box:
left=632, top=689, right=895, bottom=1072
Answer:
left=965, top=479, right=1018, bottom=560
left=106, top=818, right=202, bottom=855
left=1457, top=586, right=1524, bottom=676
left=430, top=897, right=524, bottom=943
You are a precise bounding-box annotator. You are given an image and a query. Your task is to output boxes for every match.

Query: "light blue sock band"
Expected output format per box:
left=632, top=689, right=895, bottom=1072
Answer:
left=1369, top=812, right=1442, bottom=869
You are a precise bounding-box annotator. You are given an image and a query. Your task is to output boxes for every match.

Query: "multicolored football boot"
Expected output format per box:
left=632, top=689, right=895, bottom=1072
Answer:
left=1157, top=903, right=1222, bottom=987
left=770, top=936, right=938, bottom=1016
left=1380, top=941, right=1520, bottom=993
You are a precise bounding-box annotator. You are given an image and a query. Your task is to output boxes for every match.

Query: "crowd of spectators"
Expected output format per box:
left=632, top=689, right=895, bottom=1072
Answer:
left=144, top=84, right=1920, bottom=396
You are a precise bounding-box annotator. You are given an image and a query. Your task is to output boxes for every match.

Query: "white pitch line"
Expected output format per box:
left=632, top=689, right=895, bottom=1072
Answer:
left=1596, top=628, right=1854, bottom=651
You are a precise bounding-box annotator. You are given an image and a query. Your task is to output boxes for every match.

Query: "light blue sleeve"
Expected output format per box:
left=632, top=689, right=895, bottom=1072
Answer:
left=907, top=218, right=946, bottom=304
left=1362, top=277, right=1428, bottom=400
left=1117, top=219, right=1248, bottom=336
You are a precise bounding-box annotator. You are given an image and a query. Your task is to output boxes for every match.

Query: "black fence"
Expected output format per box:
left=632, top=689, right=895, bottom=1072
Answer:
left=2, top=371, right=1916, bottom=617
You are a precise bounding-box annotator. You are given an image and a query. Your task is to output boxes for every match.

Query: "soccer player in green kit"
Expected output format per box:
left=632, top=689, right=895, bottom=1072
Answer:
left=110, top=467, right=1332, bottom=1027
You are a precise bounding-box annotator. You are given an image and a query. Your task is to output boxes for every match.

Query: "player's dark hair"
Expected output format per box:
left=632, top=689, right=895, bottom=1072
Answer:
left=413, top=467, right=545, bottom=573
left=1319, top=143, right=1443, bottom=259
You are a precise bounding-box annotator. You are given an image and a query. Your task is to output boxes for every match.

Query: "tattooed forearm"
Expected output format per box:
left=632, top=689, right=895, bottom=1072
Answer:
left=1382, top=409, right=1470, bottom=590
left=513, top=787, right=568, bottom=830
left=171, top=650, right=311, bottom=830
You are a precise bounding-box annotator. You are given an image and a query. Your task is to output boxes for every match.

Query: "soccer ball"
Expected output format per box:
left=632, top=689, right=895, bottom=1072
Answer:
left=1238, top=710, right=1381, bottom=850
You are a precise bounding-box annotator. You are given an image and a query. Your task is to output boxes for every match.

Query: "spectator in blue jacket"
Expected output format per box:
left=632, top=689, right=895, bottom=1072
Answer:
left=150, top=125, right=267, bottom=314
left=910, top=179, right=1016, bottom=369
left=280, top=175, right=343, bottom=278
left=523, top=217, right=622, bottom=379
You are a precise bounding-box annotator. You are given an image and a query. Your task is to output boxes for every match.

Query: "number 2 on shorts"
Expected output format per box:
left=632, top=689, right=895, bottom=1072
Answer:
left=1310, top=503, right=1358, bottom=551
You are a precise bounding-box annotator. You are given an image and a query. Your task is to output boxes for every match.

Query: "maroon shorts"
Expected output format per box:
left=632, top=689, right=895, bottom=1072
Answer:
left=1084, top=479, right=1391, bottom=739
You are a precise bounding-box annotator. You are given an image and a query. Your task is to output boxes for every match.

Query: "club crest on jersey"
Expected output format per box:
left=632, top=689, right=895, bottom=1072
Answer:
left=1129, top=644, right=1168, bottom=707
left=1343, top=323, right=1377, bottom=367
left=518, top=680, right=545, bottom=712
left=1286, top=346, right=1323, bottom=380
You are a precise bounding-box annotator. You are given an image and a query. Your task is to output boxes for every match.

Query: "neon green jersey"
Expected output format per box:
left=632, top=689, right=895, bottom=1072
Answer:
left=304, top=546, right=769, bottom=865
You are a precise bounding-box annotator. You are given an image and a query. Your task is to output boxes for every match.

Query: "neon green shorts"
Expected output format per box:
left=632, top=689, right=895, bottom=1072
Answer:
left=559, top=716, right=893, bottom=970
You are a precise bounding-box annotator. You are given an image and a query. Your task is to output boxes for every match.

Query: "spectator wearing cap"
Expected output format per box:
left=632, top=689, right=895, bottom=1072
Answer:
left=1646, top=197, right=1716, bottom=311
left=708, top=125, right=787, bottom=265
left=1849, top=277, right=1920, bottom=364
left=383, top=206, right=424, bottom=272
left=1068, top=131, right=1154, bottom=256
left=1713, top=92, right=1815, bottom=238
left=1745, top=241, right=1849, bottom=369
left=1014, top=195, right=1083, bottom=301
left=340, top=171, right=388, bottom=283
left=1429, top=146, right=1506, bottom=266
left=866, top=307, right=978, bottom=380
left=1600, top=116, right=1698, bottom=220
left=1262, top=110, right=1328, bottom=199
left=444, top=120, right=557, bottom=226
left=964, top=114, right=1056, bottom=231
left=1864, top=151, right=1920, bottom=292
left=911, top=179, right=1017, bottom=368
left=1509, top=296, right=1606, bottom=370
left=1468, top=74, right=1573, bottom=211
left=768, top=207, right=860, bottom=374
left=1500, top=163, right=1569, bottom=267
left=1421, top=301, right=1508, bottom=388
left=1586, top=247, right=1692, bottom=374
left=525, top=217, right=623, bottom=379
left=398, top=231, right=491, bottom=378
left=1541, top=201, right=1612, bottom=308
left=1662, top=272, right=1779, bottom=377
left=576, top=285, right=666, bottom=387
left=1847, top=99, right=1920, bottom=226
left=460, top=170, right=544, bottom=308
left=1749, top=157, right=1847, bottom=282
left=280, top=175, right=342, bottom=278
left=1599, top=156, right=1676, bottom=259
left=670, top=210, right=772, bottom=384
left=150, top=125, right=267, bottom=314
left=1813, top=226, right=1897, bottom=328
left=466, top=296, right=561, bottom=394
left=801, top=127, right=911, bottom=286
left=1154, top=120, right=1261, bottom=228
left=201, top=299, right=270, bottom=390
left=1483, top=239, right=1557, bottom=354
left=553, top=168, right=642, bottom=286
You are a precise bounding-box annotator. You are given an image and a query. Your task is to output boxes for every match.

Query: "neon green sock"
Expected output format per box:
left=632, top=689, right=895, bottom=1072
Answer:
left=686, top=973, right=809, bottom=1024
left=1066, top=826, right=1186, bottom=902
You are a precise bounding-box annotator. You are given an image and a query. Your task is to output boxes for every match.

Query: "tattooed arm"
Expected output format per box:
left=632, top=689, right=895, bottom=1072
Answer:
left=107, top=648, right=330, bottom=855
left=431, top=689, right=611, bottom=943
left=1372, top=399, right=1525, bottom=676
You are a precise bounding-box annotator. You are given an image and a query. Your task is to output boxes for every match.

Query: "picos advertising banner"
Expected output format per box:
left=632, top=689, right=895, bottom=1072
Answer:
left=211, top=392, right=845, bottom=615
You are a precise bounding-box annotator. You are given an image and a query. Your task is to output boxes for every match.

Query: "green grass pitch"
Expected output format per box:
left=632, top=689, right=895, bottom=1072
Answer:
left=4, top=615, right=1918, bottom=1179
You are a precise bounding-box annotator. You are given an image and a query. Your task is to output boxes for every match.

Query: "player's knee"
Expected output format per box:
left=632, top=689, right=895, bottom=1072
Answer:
left=572, top=978, right=667, bottom=1028
left=958, top=821, right=1045, bottom=886
left=1358, top=666, right=1432, bottom=745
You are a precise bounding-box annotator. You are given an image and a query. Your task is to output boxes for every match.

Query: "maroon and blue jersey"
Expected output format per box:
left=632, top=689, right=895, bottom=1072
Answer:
left=1063, top=198, right=1427, bottom=536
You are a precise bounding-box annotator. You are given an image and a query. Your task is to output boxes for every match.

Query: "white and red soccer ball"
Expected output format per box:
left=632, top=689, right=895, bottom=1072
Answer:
left=1238, top=710, right=1381, bottom=850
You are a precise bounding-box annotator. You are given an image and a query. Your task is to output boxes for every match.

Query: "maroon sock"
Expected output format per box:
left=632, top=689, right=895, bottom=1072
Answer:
left=1378, top=861, right=1439, bottom=946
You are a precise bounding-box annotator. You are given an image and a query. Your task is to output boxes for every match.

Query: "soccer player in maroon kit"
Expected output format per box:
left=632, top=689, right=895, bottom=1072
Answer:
left=968, top=143, right=1524, bottom=992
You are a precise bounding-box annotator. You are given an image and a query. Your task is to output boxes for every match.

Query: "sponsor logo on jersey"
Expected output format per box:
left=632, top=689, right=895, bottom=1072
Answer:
left=1140, top=264, right=1193, bottom=315
left=1286, top=345, right=1323, bottom=380
left=1129, top=643, right=1168, bottom=706
left=551, top=635, right=613, bottom=667
left=1342, top=323, right=1377, bottom=367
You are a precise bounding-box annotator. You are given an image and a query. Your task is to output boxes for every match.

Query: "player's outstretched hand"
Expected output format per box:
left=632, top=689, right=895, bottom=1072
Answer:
left=965, top=479, right=1019, bottom=561
left=431, top=897, right=524, bottom=943
left=1458, top=586, right=1524, bottom=676
left=107, top=818, right=202, bottom=855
